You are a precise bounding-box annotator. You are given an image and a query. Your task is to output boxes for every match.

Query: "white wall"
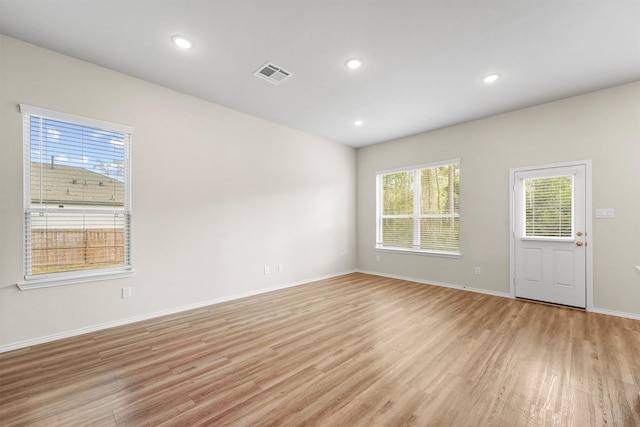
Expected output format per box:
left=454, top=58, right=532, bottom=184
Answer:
left=357, top=81, right=640, bottom=316
left=0, top=36, right=357, bottom=349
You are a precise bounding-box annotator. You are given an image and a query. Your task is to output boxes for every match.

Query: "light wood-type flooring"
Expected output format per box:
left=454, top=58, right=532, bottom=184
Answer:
left=1, top=273, right=639, bottom=426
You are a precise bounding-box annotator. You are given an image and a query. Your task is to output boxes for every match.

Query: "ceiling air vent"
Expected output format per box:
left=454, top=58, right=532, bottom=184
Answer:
left=253, top=62, right=292, bottom=85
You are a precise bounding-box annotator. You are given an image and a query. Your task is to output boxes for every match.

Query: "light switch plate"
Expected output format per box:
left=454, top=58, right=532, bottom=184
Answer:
left=595, top=208, right=614, bottom=219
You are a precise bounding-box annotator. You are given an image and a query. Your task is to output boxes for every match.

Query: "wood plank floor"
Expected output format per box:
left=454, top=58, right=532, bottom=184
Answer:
left=1, top=273, right=639, bottom=426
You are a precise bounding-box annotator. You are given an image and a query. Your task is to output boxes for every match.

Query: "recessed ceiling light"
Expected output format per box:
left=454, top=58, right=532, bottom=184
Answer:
left=483, top=73, right=500, bottom=84
left=354, top=120, right=364, bottom=126
left=346, top=58, right=363, bottom=70
left=171, top=35, right=193, bottom=49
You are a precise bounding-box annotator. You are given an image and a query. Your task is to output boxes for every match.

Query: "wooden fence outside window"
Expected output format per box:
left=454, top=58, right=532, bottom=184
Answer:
left=31, top=229, right=125, bottom=274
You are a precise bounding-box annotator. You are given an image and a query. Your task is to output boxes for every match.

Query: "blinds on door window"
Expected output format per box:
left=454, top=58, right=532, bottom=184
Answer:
left=524, top=175, right=573, bottom=238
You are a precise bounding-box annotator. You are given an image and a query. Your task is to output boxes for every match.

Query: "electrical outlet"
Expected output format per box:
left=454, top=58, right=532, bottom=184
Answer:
left=474, top=267, right=481, bottom=275
left=264, top=266, right=270, bottom=275
left=278, top=264, right=284, bottom=273
left=376, top=255, right=381, bottom=262
left=122, top=287, right=132, bottom=298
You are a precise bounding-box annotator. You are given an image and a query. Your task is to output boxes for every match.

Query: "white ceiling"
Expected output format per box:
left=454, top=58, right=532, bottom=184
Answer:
left=1, top=1, right=639, bottom=148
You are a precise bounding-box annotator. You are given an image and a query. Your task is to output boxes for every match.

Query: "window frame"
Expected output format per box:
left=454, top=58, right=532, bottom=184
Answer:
left=375, top=159, right=461, bottom=257
left=18, top=104, right=134, bottom=290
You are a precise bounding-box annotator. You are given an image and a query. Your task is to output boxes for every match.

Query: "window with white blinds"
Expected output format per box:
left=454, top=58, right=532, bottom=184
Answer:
left=524, top=175, right=573, bottom=238
left=376, top=160, right=460, bottom=255
left=20, top=105, right=133, bottom=289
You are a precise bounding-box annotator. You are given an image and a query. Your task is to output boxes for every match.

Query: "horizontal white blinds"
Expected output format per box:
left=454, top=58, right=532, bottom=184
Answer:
left=28, top=116, right=127, bottom=207
left=22, top=105, right=132, bottom=279
left=25, top=212, right=130, bottom=276
left=524, top=175, right=573, bottom=237
left=378, top=162, right=460, bottom=253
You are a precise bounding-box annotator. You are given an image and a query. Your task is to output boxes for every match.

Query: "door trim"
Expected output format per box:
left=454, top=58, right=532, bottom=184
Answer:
left=509, top=160, right=593, bottom=310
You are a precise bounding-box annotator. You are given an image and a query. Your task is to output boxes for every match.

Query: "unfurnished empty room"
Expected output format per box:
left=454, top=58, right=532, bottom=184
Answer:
left=0, top=1, right=639, bottom=426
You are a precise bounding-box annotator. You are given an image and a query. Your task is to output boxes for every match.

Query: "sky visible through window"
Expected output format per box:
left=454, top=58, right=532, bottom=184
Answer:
left=30, top=116, right=125, bottom=182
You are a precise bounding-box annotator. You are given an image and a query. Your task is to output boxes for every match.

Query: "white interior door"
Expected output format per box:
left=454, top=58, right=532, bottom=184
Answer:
left=513, top=164, right=587, bottom=308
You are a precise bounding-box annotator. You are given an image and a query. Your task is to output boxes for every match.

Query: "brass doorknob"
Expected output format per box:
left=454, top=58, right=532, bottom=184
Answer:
left=576, top=232, right=583, bottom=236
left=576, top=241, right=584, bottom=247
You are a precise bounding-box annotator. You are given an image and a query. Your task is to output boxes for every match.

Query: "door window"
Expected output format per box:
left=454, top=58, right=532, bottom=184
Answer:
left=524, top=175, right=573, bottom=238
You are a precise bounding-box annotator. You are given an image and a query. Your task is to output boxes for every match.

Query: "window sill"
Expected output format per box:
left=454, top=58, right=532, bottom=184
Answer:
left=376, top=246, right=461, bottom=258
left=17, top=268, right=135, bottom=290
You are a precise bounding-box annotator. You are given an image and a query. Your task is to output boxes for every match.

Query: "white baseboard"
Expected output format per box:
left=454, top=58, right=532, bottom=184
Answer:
left=0, top=269, right=357, bottom=353
left=360, top=269, right=640, bottom=321
left=4, top=269, right=637, bottom=353
left=357, top=269, right=512, bottom=298
left=590, top=307, right=640, bottom=321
